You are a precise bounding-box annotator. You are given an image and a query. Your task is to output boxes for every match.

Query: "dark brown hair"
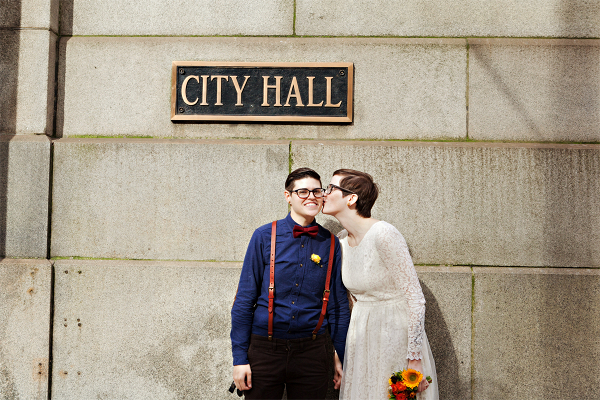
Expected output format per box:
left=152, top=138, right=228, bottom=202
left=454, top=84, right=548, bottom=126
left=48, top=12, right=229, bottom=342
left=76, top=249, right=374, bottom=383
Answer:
left=285, top=168, right=322, bottom=191
left=333, top=169, right=379, bottom=218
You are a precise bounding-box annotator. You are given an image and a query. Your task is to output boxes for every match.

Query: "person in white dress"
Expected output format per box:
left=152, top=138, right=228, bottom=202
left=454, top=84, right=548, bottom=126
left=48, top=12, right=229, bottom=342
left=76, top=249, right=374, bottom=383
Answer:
left=322, top=169, right=438, bottom=400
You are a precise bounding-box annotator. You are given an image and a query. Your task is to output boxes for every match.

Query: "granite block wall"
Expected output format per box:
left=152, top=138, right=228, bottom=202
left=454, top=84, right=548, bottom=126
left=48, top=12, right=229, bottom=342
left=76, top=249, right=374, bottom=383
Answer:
left=1, top=0, right=598, bottom=398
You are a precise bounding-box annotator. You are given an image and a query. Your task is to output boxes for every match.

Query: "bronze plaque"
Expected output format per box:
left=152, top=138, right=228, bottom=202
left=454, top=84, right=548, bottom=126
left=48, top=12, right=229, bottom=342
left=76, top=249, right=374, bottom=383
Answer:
left=171, top=62, right=353, bottom=123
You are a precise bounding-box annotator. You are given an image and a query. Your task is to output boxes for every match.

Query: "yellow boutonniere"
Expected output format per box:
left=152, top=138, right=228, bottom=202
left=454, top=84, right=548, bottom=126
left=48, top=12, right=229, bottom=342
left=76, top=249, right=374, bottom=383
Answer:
left=311, top=254, right=321, bottom=264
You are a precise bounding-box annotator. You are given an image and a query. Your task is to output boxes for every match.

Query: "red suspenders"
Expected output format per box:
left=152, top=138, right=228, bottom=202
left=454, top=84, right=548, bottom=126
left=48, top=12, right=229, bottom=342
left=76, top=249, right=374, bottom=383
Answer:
left=268, top=221, right=277, bottom=340
left=312, top=233, right=335, bottom=340
left=268, top=221, right=336, bottom=341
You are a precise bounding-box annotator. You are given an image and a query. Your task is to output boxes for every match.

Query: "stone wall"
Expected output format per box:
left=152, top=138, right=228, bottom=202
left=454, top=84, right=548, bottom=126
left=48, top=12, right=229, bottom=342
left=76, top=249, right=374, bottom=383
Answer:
left=1, top=0, right=599, bottom=399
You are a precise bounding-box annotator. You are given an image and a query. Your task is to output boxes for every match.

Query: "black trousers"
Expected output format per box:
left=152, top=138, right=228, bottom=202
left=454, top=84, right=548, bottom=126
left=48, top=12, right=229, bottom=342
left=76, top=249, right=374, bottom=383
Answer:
left=244, top=333, right=330, bottom=400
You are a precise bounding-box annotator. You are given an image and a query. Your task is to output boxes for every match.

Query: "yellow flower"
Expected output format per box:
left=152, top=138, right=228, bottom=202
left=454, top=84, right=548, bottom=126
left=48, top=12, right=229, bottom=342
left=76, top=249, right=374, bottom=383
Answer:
left=311, top=254, right=321, bottom=264
left=401, top=369, right=423, bottom=389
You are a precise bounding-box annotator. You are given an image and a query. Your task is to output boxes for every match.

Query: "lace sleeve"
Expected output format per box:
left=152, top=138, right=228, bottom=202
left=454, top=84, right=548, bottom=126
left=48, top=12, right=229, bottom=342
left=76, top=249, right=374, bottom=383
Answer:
left=375, top=223, right=426, bottom=360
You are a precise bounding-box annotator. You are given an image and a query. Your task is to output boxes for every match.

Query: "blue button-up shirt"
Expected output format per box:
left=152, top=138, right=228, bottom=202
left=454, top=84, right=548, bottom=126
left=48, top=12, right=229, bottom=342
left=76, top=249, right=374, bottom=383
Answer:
left=231, top=213, right=350, bottom=366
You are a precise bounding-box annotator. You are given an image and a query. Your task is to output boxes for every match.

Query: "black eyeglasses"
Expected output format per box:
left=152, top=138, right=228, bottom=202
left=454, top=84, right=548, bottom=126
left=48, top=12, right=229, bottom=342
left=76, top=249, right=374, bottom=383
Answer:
left=289, top=188, right=325, bottom=199
left=325, top=184, right=355, bottom=195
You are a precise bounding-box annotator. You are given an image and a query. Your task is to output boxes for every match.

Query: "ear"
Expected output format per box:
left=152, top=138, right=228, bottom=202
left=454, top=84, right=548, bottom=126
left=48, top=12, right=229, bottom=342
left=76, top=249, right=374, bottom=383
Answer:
left=347, top=194, right=358, bottom=207
left=284, top=190, right=292, bottom=204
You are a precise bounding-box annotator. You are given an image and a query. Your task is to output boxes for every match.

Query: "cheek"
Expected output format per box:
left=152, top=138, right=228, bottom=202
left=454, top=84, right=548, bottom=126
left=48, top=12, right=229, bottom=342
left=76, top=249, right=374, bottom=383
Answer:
left=325, top=196, right=338, bottom=208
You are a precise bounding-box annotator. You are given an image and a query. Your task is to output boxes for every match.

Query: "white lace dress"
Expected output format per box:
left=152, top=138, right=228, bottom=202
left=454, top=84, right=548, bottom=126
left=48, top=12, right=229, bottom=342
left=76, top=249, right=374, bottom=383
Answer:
left=339, top=221, right=438, bottom=400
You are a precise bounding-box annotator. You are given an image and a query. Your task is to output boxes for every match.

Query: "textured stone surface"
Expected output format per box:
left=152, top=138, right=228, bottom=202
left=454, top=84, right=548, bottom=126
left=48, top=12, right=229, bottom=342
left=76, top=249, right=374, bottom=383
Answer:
left=51, top=138, right=289, bottom=260
left=0, top=135, right=51, bottom=258
left=473, top=267, right=600, bottom=399
left=0, top=0, right=59, bottom=31
left=417, top=266, right=471, bottom=400
left=0, top=259, right=51, bottom=400
left=0, top=1, right=21, bottom=28
left=51, top=259, right=240, bottom=400
left=296, top=0, right=600, bottom=38
left=59, top=0, right=293, bottom=35
left=56, top=37, right=466, bottom=140
left=0, top=29, right=57, bottom=135
left=49, top=259, right=474, bottom=400
left=295, top=140, right=600, bottom=267
left=469, top=39, right=600, bottom=142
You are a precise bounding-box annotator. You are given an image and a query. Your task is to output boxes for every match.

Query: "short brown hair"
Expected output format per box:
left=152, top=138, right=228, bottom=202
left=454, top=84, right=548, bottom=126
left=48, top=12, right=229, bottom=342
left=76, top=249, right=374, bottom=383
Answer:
left=333, top=169, right=379, bottom=218
left=285, top=168, right=322, bottom=191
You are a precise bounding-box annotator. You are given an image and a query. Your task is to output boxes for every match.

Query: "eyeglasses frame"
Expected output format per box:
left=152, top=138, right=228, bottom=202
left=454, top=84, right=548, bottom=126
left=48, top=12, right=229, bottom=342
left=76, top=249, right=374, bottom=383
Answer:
left=288, top=188, right=326, bottom=199
left=325, top=184, right=356, bottom=195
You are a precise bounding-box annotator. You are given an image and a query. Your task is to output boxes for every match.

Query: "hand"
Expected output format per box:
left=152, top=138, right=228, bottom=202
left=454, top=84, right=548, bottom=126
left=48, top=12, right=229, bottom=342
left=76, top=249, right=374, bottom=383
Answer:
left=333, top=352, right=343, bottom=390
left=407, top=359, right=430, bottom=393
left=233, top=364, right=252, bottom=391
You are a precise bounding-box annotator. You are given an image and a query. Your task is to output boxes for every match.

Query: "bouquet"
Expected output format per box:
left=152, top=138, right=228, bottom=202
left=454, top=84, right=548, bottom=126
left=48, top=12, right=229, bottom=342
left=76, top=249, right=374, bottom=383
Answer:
left=388, top=369, right=432, bottom=400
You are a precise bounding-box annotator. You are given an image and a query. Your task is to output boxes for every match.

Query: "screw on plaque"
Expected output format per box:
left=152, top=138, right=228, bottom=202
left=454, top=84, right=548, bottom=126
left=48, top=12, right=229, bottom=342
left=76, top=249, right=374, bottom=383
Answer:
left=179, top=69, right=185, bottom=75
left=179, top=107, right=184, bottom=113
left=339, top=70, right=345, bottom=76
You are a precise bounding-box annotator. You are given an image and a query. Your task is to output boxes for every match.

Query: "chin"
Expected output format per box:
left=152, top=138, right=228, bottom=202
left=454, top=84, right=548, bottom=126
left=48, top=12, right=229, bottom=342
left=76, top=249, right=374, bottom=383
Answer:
left=307, top=208, right=322, bottom=218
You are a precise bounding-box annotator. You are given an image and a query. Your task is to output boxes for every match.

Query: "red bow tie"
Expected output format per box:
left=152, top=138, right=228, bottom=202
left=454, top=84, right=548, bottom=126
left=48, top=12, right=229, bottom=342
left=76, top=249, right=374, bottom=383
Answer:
left=293, top=225, right=319, bottom=238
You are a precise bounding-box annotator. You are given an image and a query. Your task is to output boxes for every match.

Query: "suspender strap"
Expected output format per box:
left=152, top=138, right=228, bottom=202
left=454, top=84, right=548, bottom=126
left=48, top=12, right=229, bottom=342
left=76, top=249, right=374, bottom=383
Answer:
left=312, top=233, right=335, bottom=340
left=268, top=221, right=277, bottom=340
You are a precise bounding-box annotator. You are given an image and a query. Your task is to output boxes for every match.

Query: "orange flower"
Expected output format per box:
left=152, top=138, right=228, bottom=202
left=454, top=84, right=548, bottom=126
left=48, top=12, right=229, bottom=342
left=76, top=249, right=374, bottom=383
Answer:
left=392, top=381, right=407, bottom=393
left=409, top=393, right=416, bottom=398
left=395, top=393, right=408, bottom=400
left=401, top=369, right=423, bottom=389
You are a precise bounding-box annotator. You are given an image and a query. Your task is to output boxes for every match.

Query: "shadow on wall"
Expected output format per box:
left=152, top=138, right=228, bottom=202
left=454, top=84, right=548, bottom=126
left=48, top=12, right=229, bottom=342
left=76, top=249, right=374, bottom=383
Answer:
left=55, top=0, right=74, bottom=138
left=0, top=0, right=21, bottom=258
left=421, top=282, right=465, bottom=400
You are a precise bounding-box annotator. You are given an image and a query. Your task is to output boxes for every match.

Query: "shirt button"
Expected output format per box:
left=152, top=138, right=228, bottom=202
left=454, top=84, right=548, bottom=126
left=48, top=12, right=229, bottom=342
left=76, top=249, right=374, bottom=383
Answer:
left=300, top=264, right=303, bottom=267
left=292, top=316, right=295, bottom=319
left=292, top=301, right=295, bottom=304
left=301, top=245, right=304, bottom=248
left=295, top=283, right=298, bottom=287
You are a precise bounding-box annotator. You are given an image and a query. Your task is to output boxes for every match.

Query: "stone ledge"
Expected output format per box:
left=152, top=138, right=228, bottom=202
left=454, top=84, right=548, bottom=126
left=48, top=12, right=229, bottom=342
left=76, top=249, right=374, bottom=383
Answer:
left=50, top=139, right=290, bottom=260
left=57, top=36, right=466, bottom=140
left=468, top=38, right=600, bottom=46
left=60, top=0, right=293, bottom=36
left=296, top=0, right=600, bottom=38
left=294, top=140, right=600, bottom=267
left=469, top=40, right=600, bottom=142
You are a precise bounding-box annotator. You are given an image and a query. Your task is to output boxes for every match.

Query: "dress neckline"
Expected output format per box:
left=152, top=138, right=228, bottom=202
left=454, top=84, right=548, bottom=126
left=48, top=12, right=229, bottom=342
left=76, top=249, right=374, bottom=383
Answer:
left=346, top=220, right=383, bottom=249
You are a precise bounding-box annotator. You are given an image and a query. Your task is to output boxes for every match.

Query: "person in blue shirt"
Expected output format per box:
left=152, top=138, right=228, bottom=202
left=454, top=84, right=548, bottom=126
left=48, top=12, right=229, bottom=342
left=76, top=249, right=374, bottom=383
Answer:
left=231, top=167, right=351, bottom=399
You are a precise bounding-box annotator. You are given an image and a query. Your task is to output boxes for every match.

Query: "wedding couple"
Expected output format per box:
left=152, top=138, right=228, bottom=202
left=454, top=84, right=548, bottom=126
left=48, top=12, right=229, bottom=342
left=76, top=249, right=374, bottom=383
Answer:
left=231, top=168, right=438, bottom=400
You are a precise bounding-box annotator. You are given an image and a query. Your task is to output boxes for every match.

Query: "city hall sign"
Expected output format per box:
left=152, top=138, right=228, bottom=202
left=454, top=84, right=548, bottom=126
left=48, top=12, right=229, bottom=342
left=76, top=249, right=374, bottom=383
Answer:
left=171, top=62, right=353, bottom=123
